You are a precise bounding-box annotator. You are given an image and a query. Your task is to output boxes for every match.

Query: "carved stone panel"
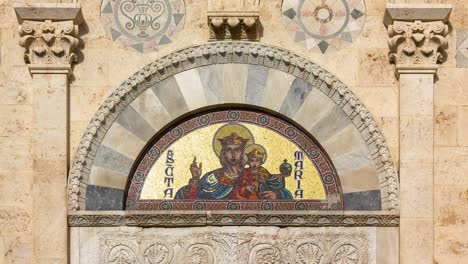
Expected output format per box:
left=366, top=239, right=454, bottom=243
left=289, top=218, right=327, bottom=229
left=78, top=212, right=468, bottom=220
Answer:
left=71, top=226, right=377, bottom=264
left=281, top=0, right=366, bottom=53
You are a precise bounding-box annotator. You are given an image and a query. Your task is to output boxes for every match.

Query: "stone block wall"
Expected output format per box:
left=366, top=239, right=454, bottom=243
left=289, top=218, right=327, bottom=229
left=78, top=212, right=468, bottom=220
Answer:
left=0, top=0, right=467, bottom=263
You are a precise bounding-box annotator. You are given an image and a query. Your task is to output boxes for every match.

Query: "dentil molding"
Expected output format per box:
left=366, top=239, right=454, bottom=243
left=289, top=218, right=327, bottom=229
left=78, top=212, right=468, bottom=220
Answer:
left=14, top=3, right=83, bottom=75
left=384, top=3, right=452, bottom=77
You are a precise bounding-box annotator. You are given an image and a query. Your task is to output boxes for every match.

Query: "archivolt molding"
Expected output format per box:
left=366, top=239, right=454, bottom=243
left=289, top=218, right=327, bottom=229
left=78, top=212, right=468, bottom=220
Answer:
left=68, top=41, right=399, bottom=212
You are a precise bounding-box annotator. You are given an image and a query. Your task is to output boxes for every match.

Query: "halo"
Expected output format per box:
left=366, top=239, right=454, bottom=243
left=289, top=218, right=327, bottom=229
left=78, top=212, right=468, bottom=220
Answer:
left=212, top=123, right=254, bottom=158
left=244, top=144, right=268, bottom=164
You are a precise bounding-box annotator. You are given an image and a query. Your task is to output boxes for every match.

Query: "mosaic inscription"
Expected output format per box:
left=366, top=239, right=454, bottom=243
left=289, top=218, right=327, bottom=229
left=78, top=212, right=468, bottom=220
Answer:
left=126, top=109, right=342, bottom=210
left=101, top=0, right=185, bottom=52
left=282, top=0, right=366, bottom=53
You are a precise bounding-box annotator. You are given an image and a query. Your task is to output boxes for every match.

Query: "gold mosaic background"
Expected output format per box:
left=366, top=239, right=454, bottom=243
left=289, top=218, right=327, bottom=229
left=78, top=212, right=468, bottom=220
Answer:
left=141, top=122, right=326, bottom=200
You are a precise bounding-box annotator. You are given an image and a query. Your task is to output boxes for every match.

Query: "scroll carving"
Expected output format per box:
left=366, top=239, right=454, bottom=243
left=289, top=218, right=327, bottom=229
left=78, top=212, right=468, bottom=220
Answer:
left=96, top=228, right=373, bottom=264
left=333, top=244, right=359, bottom=264
left=18, top=19, right=80, bottom=66
left=68, top=211, right=399, bottom=227
left=249, top=244, right=282, bottom=264
left=184, top=244, right=215, bottom=264
left=387, top=20, right=449, bottom=66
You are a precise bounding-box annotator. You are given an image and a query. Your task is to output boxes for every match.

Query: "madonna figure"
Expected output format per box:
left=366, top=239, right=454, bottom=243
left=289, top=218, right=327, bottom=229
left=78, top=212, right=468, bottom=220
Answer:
left=175, top=123, right=291, bottom=200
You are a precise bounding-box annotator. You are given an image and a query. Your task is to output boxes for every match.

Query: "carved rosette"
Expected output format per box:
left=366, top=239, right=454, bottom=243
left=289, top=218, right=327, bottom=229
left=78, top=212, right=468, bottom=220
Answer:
left=18, top=19, right=80, bottom=67
left=387, top=20, right=449, bottom=71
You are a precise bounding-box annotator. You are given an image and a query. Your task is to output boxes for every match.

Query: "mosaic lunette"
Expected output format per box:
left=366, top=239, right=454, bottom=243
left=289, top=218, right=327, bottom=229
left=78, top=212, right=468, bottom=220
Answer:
left=127, top=109, right=343, bottom=210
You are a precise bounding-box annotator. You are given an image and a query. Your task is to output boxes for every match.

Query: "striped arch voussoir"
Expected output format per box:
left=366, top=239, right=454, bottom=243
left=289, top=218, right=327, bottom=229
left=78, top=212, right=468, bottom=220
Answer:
left=67, top=42, right=399, bottom=212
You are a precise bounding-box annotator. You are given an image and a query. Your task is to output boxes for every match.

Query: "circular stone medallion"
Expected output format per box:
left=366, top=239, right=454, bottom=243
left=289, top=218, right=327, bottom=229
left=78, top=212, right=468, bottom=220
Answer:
left=101, top=0, right=186, bottom=53
left=282, top=0, right=366, bottom=54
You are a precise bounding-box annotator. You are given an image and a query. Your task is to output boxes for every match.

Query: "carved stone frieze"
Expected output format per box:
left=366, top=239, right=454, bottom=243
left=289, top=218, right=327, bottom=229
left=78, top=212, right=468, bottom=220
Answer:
left=68, top=42, right=399, bottom=212
left=68, top=211, right=399, bottom=227
left=387, top=20, right=449, bottom=66
left=14, top=3, right=83, bottom=74
left=93, top=227, right=375, bottom=264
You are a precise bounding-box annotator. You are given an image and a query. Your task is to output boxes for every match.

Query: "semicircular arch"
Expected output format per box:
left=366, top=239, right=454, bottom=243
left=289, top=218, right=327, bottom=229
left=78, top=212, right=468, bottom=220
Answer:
left=67, top=41, right=399, bottom=212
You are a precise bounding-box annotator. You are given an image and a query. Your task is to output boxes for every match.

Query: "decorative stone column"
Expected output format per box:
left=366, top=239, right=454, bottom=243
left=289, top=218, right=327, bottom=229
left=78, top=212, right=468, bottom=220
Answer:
left=384, top=4, right=452, bottom=263
left=14, top=3, right=82, bottom=262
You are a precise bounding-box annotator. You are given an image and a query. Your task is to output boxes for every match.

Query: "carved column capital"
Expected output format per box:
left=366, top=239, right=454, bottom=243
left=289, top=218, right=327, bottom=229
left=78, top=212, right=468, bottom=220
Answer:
left=384, top=4, right=452, bottom=77
left=14, top=3, right=83, bottom=76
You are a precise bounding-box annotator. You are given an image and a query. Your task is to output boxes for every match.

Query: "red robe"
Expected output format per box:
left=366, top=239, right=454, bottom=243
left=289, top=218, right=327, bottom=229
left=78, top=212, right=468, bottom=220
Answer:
left=232, top=167, right=270, bottom=200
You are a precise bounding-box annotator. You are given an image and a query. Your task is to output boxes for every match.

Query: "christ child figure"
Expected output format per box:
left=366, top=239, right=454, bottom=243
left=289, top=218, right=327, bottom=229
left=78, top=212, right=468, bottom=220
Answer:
left=233, top=146, right=269, bottom=200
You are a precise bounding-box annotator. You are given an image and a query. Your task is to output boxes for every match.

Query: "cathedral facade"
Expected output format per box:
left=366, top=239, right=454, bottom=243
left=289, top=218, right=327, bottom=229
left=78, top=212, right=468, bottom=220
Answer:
left=0, top=0, right=467, bottom=263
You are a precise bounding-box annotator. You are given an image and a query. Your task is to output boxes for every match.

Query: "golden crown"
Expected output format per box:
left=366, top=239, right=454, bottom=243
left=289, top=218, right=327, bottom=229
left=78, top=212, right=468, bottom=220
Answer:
left=218, top=132, right=249, bottom=147
left=246, top=148, right=265, bottom=159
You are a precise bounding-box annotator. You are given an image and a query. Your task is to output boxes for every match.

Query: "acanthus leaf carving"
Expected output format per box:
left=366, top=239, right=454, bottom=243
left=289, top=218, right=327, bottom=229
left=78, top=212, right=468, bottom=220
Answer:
left=18, top=19, right=80, bottom=66
left=93, top=228, right=373, bottom=264
left=387, top=20, right=449, bottom=67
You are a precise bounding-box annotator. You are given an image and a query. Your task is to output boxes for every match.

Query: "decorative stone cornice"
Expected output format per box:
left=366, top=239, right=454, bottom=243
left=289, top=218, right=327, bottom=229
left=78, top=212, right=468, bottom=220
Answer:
left=14, top=3, right=83, bottom=76
left=68, top=211, right=399, bottom=227
left=207, top=0, right=260, bottom=41
left=384, top=4, right=452, bottom=77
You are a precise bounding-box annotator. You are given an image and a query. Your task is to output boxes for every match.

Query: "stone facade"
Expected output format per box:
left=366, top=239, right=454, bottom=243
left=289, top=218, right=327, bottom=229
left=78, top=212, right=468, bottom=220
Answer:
left=0, top=1, right=467, bottom=264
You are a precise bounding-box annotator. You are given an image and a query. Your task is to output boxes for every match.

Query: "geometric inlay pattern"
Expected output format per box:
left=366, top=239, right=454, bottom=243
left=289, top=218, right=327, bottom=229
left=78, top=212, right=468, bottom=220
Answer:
left=456, top=29, right=468, bottom=68
left=282, top=0, right=366, bottom=53
left=101, top=0, right=185, bottom=53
